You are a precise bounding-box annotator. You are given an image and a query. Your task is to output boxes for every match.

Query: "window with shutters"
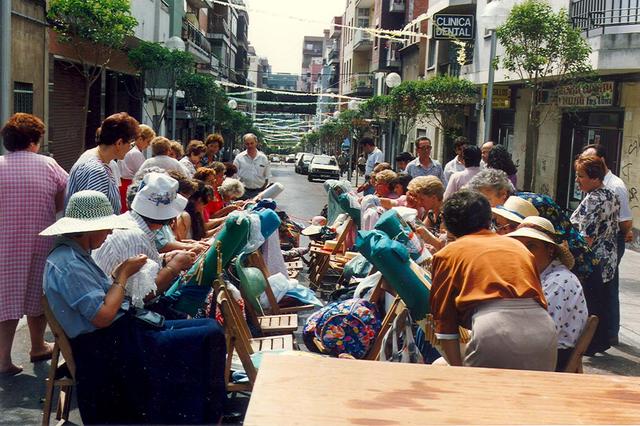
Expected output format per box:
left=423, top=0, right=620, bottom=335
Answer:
left=14, top=82, right=34, bottom=114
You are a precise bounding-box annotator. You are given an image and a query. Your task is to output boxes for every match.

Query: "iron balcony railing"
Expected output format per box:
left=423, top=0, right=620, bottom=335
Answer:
left=570, top=0, right=640, bottom=34
left=182, top=19, right=212, bottom=55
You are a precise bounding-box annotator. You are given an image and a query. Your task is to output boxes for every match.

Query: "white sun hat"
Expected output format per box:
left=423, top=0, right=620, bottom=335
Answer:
left=491, top=196, right=539, bottom=224
left=507, top=216, right=575, bottom=270
left=40, top=190, right=136, bottom=236
left=130, top=172, right=188, bottom=220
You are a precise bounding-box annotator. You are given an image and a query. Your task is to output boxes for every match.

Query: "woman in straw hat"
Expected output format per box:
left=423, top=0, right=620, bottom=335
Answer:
left=508, top=216, right=588, bottom=371
left=42, top=191, right=226, bottom=424
left=491, top=195, right=539, bottom=235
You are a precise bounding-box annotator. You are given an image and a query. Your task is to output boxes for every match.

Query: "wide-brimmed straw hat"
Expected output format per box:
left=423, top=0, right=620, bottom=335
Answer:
left=507, top=216, right=575, bottom=270
left=492, top=196, right=539, bottom=224
left=131, top=172, right=187, bottom=220
left=40, top=190, right=135, bottom=236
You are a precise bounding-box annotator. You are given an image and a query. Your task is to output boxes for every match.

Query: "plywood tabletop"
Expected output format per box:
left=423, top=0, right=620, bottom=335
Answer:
left=244, top=353, right=640, bottom=425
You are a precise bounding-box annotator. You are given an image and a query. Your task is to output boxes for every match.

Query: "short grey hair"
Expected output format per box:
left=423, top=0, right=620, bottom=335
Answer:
left=466, top=168, right=515, bottom=195
left=218, top=178, right=245, bottom=200
left=242, top=133, right=258, bottom=143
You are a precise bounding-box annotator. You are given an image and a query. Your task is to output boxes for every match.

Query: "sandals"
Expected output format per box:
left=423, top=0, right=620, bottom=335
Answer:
left=0, top=364, right=23, bottom=377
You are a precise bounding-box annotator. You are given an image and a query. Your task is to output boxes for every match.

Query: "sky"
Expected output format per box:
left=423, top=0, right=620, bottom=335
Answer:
left=245, top=0, right=346, bottom=75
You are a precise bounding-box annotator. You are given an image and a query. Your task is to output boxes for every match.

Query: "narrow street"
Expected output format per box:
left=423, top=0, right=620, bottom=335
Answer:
left=1, top=162, right=640, bottom=425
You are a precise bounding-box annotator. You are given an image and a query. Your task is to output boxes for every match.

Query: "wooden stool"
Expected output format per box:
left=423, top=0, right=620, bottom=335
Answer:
left=41, top=296, right=76, bottom=426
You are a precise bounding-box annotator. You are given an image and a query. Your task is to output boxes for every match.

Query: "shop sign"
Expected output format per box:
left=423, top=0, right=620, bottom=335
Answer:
left=433, top=14, right=475, bottom=40
left=482, top=86, right=511, bottom=109
left=557, top=81, right=615, bottom=107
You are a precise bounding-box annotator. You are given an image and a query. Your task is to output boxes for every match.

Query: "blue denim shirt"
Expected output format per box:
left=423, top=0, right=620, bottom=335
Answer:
left=43, top=237, right=122, bottom=338
left=405, top=158, right=447, bottom=186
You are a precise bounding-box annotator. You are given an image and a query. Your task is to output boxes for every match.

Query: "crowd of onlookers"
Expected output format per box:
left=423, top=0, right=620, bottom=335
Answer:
left=349, top=133, right=631, bottom=371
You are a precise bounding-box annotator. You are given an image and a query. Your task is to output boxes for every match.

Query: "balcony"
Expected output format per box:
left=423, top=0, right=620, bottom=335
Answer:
left=187, top=0, right=210, bottom=8
left=385, top=43, right=402, bottom=68
left=353, top=29, right=372, bottom=51
left=208, top=15, right=230, bottom=38
left=182, top=18, right=211, bottom=64
left=570, top=0, right=640, bottom=35
left=348, top=73, right=374, bottom=96
left=390, top=0, right=406, bottom=13
left=328, top=44, right=340, bottom=64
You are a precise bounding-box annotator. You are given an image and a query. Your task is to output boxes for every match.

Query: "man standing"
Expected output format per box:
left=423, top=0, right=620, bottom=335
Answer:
left=444, top=136, right=467, bottom=182
left=359, top=136, right=384, bottom=177
left=405, top=137, right=446, bottom=185
left=581, top=143, right=633, bottom=346
left=480, top=141, right=494, bottom=168
left=443, top=145, right=482, bottom=199
left=233, top=133, right=272, bottom=199
left=395, top=151, right=414, bottom=173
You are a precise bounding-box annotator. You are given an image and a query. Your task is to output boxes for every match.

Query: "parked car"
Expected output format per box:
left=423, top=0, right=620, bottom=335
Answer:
left=308, top=155, right=340, bottom=182
left=295, top=153, right=314, bottom=174
left=271, top=155, right=281, bottom=163
left=286, top=154, right=297, bottom=163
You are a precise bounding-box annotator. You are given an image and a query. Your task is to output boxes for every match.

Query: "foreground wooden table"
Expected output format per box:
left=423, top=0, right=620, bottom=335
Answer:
left=244, top=353, right=640, bottom=425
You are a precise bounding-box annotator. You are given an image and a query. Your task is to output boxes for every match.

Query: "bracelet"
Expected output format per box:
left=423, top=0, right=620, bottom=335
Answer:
left=112, top=282, right=126, bottom=292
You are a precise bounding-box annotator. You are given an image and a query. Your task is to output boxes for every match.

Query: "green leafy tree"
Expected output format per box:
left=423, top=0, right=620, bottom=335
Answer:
left=419, top=76, right=478, bottom=137
left=128, top=41, right=194, bottom=134
left=386, top=82, right=425, bottom=150
left=496, top=0, right=592, bottom=190
left=48, top=0, right=137, bottom=151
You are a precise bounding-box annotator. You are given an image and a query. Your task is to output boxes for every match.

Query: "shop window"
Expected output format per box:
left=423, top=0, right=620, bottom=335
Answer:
left=14, top=82, right=33, bottom=114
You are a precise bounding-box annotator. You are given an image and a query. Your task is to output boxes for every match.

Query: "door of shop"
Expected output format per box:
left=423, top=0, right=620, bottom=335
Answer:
left=557, top=111, right=624, bottom=210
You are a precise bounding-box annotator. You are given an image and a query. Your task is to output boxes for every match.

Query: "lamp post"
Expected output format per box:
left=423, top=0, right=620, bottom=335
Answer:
left=166, top=36, right=185, bottom=140
left=347, top=100, right=360, bottom=184
left=385, top=72, right=402, bottom=161
left=227, top=99, right=237, bottom=157
left=480, top=0, right=511, bottom=144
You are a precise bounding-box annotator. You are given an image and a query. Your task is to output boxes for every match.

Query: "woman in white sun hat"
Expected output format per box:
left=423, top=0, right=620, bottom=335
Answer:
left=508, top=216, right=588, bottom=372
left=42, top=190, right=226, bottom=425
left=491, top=195, right=539, bottom=235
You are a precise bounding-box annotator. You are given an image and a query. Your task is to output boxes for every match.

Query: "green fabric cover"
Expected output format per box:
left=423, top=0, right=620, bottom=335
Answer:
left=235, top=253, right=268, bottom=313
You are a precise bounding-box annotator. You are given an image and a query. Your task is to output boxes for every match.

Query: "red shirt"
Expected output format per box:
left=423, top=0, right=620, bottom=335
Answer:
left=205, top=189, right=224, bottom=218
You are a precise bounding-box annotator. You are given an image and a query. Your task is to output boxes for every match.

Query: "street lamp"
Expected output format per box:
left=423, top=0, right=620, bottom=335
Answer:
left=166, top=36, right=185, bottom=140
left=348, top=99, right=360, bottom=111
left=480, top=0, right=512, bottom=143
left=227, top=99, right=238, bottom=110
left=385, top=72, right=402, bottom=160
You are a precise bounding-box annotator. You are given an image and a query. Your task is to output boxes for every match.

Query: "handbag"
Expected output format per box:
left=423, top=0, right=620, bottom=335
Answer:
left=380, top=310, right=424, bottom=364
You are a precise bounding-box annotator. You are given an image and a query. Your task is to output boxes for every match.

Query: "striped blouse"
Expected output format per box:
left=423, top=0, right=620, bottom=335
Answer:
left=65, top=149, right=121, bottom=213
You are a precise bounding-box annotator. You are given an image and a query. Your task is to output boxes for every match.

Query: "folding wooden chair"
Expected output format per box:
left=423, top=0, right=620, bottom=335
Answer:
left=308, top=217, right=354, bottom=288
left=217, top=284, right=294, bottom=392
left=245, top=251, right=315, bottom=314
left=41, top=296, right=76, bottom=426
left=564, top=315, right=599, bottom=373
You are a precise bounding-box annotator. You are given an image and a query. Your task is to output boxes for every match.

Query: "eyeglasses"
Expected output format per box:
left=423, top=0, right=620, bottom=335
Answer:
left=417, top=145, right=432, bottom=150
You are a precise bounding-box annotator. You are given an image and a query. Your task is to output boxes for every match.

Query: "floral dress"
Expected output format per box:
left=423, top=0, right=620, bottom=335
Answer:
left=570, top=187, right=620, bottom=283
left=517, top=192, right=598, bottom=282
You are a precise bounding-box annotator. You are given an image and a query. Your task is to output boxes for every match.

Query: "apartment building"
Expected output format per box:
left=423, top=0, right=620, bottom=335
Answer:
left=299, top=35, right=327, bottom=92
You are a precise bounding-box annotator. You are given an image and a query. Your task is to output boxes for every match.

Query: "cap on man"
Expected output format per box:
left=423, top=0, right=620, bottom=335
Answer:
left=233, top=133, right=272, bottom=200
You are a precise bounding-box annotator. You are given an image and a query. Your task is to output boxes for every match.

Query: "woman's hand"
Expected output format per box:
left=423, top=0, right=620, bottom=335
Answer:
left=167, top=250, right=196, bottom=272
left=113, top=255, right=147, bottom=282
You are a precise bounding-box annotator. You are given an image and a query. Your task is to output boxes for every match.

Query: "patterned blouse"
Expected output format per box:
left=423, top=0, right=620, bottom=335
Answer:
left=570, top=187, right=620, bottom=282
left=540, top=260, right=588, bottom=349
left=516, top=192, right=598, bottom=282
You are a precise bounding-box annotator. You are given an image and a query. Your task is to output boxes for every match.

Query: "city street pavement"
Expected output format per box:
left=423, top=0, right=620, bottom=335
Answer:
left=1, top=162, right=639, bottom=425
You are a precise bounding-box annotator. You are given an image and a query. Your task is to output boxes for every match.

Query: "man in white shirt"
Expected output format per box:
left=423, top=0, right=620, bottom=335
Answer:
left=405, top=137, right=446, bottom=186
left=360, top=136, right=384, bottom=177
left=581, top=143, right=633, bottom=345
left=480, top=140, right=494, bottom=169
left=443, top=145, right=482, bottom=199
left=444, top=136, right=467, bottom=182
left=233, top=133, right=272, bottom=199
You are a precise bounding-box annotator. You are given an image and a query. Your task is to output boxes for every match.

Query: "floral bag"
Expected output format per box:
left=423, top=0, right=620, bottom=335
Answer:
left=303, top=298, right=381, bottom=359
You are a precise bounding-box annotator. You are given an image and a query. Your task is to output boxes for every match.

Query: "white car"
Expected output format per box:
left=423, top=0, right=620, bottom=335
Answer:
left=308, top=155, right=340, bottom=182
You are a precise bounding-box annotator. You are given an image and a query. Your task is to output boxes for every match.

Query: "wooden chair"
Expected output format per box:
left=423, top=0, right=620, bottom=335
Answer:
left=564, top=315, right=599, bottom=373
left=41, top=296, right=76, bottom=426
left=217, top=284, right=294, bottom=392
left=245, top=251, right=315, bottom=314
left=308, top=217, right=354, bottom=288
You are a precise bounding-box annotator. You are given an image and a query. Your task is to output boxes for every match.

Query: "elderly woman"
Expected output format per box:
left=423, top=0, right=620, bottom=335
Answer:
left=406, top=176, right=447, bottom=251
left=179, top=140, right=207, bottom=178
left=491, top=196, right=539, bottom=235
left=169, top=140, right=185, bottom=160
left=508, top=216, right=587, bottom=371
left=42, top=190, right=226, bottom=424
left=0, top=114, right=68, bottom=376
left=118, top=124, right=155, bottom=212
left=431, top=191, right=556, bottom=370
left=374, top=169, right=398, bottom=198
left=466, top=168, right=515, bottom=207
left=66, top=112, right=139, bottom=214
left=139, top=136, right=190, bottom=177
left=218, top=177, right=245, bottom=203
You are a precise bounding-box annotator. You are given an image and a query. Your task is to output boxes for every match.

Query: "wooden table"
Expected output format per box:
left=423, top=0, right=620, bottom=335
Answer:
left=244, top=353, right=640, bottom=425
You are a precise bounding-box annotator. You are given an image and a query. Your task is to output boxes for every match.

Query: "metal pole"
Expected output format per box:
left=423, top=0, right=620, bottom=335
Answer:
left=484, top=30, right=497, bottom=143
left=0, top=0, right=11, bottom=155
left=171, top=70, right=177, bottom=140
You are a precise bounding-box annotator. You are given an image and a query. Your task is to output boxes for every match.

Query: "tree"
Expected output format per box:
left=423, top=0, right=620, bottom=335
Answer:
left=386, top=82, right=425, bottom=150
left=419, top=76, right=478, bottom=137
left=496, top=0, right=592, bottom=190
left=48, top=0, right=137, bottom=152
left=128, top=41, right=194, bottom=134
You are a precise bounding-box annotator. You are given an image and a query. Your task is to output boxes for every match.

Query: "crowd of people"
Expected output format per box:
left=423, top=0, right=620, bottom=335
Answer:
left=350, top=133, right=631, bottom=370
left=0, top=110, right=634, bottom=421
left=0, top=112, right=274, bottom=423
